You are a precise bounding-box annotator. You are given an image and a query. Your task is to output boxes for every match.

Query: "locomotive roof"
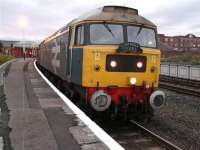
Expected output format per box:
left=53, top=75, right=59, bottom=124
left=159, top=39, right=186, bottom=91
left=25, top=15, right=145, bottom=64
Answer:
left=45, top=6, right=156, bottom=42
left=70, top=6, right=156, bottom=27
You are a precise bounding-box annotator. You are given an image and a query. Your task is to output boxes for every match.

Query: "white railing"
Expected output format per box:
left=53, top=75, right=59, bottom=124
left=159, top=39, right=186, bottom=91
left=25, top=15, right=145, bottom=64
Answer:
left=160, top=64, right=200, bottom=81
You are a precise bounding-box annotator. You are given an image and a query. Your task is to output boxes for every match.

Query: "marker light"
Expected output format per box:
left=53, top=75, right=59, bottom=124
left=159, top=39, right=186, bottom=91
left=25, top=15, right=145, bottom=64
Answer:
left=151, top=66, right=156, bottom=73
left=130, top=77, right=136, bottom=85
left=137, top=62, right=143, bottom=68
left=110, top=61, right=117, bottom=67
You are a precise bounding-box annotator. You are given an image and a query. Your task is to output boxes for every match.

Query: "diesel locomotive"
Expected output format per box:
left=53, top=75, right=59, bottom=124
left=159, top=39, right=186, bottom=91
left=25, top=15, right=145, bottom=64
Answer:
left=38, top=6, right=165, bottom=119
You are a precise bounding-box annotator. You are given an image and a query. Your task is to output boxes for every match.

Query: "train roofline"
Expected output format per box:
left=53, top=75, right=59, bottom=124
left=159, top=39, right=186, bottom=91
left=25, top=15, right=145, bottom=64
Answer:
left=42, top=5, right=156, bottom=44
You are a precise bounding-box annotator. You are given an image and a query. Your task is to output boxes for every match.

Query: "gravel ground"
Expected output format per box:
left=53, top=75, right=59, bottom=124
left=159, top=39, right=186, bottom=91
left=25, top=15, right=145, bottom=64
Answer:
left=143, top=89, right=200, bottom=150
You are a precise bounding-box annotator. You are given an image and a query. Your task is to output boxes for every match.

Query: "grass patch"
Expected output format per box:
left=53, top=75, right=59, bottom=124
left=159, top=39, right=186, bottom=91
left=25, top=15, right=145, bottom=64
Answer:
left=0, top=55, right=14, bottom=65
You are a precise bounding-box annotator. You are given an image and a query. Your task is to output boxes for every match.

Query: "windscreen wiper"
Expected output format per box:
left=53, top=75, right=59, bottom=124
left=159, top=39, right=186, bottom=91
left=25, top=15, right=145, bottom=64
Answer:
left=103, top=23, right=115, bottom=38
left=136, top=24, right=144, bottom=38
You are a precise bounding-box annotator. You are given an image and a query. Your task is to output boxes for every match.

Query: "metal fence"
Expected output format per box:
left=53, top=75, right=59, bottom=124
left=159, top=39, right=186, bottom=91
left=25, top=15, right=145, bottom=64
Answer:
left=160, top=64, right=200, bottom=81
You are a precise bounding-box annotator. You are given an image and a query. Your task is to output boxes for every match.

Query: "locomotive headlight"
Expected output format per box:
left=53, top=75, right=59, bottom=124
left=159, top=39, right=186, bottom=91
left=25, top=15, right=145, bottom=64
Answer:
left=110, top=60, right=117, bottom=67
left=137, top=62, right=143, bottom=68
left=130, top=77, right=136, bottom=85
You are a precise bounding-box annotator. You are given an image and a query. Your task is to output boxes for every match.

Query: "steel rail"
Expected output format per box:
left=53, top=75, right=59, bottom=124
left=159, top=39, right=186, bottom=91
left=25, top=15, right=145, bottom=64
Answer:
left=159, top=82, right=200, bottom=97
left=130, top=120, right=183, bottom=150
left=160, top=75, right=200, bottom=88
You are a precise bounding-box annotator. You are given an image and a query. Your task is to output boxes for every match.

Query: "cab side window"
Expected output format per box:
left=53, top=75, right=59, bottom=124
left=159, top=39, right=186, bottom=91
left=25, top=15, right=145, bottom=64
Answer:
left=75, top=25, right=84, bottom=45
left=60, top=32, right=69, bottom=50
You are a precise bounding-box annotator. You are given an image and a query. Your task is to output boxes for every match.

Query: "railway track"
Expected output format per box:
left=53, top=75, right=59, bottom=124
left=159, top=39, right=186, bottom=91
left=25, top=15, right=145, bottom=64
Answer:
left=38, top=64, right=183, bottom=150
left=130, top=120, right=182, bottom=150
left=101, top=120, right=182, bottom=150
left=159, top=75, right=200, bottom=97
left=160, top=75, right=200, bottom=88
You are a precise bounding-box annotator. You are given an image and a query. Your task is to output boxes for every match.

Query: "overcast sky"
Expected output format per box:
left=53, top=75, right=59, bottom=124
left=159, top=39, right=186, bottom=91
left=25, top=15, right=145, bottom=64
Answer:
left=0, top=0, right=200, bottom=41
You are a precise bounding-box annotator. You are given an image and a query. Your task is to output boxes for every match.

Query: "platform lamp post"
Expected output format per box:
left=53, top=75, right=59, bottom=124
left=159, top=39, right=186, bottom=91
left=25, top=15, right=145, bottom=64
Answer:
left=18, top=16, right=28, bottom=60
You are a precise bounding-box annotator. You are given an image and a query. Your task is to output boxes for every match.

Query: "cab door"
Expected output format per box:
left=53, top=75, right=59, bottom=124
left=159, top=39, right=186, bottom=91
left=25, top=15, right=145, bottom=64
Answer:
left=66, top=26, right=74, bottom=82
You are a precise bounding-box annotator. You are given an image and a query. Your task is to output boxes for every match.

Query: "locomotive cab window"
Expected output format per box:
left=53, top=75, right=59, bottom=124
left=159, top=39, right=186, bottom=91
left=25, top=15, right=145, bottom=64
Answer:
left=75, top=25, right=84, bottom=45
left=89, top=24, right=124, bottom=44
left=127, top=26, right=157, bottom=48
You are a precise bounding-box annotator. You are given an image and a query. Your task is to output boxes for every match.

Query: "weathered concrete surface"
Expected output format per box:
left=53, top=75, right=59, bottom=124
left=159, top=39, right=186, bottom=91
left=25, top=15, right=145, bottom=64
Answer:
left=81, top=143, right=109, bottom=150
left=4, top=59, right=59, bottom=150
left=69, top=126, right=99, bottom=145
left=3, top=58, right=111, bottom=150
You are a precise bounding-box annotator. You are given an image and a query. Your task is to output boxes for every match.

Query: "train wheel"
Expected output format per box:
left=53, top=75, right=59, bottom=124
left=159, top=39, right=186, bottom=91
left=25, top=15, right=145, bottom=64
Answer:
left=64, top=90, right=72, bottom=98
left=49, top=76, right=55, bottom=85
left=56, top=80, right=64, bottom=92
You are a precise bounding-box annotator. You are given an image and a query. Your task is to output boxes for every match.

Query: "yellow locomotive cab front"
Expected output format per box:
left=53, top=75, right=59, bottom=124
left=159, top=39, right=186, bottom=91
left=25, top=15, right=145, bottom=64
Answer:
left=82, top=46, right=161, bottom=88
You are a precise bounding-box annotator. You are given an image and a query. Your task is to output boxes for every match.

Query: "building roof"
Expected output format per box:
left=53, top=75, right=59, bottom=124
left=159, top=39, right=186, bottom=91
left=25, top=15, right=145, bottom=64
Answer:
left=0, top=40, right=39, bottom=48
left=159, top=33, right=200, bottom=39
left=0, top=40, right=18, bottom=48
left=13, top=41, right=39, bottom=48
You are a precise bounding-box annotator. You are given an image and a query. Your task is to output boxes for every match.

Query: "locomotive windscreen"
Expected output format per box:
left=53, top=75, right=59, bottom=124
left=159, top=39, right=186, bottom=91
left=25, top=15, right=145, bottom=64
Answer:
left=106, top=55, right=147, bottom=72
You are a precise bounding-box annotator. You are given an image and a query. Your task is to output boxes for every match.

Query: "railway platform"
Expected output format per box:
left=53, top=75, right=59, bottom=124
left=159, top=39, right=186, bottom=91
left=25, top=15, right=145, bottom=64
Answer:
left=0, top=58, right=121, bottom=150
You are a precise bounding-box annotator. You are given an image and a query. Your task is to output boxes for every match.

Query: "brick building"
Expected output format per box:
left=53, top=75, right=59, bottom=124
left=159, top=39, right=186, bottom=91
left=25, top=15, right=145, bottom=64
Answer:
left=158, top=34, right=200, bottom=51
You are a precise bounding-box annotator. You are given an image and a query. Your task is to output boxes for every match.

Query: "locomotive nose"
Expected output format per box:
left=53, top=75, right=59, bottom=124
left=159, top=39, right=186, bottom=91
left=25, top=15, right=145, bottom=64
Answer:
left=90, top=90, right=111, bottom=111
left=149, top=90, right=166, bottom=109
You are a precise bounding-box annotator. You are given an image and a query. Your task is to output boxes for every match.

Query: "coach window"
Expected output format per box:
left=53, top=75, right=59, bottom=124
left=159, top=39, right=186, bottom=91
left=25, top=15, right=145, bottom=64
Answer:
left=75, top=25, right=84, bottom=45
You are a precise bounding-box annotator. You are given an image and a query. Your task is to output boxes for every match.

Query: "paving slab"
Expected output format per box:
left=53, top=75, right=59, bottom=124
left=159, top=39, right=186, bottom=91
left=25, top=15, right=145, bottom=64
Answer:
left=43, top=107, right=80, bottom=150
left=38, top=98, right=64, bottom=108
left=62, top=105, right=75, bottom=115
left=81, top=143, right=109, bottom=150
left=23, top=109, right=58, bottom=150
left=34, top=87, right=55, bottom=94
left=69, top=126, right=99, bottom=145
